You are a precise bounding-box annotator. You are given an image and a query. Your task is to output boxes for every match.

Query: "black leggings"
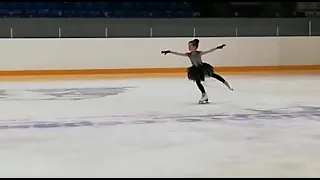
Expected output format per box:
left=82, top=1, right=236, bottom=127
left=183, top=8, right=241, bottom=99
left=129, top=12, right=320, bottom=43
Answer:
left=196, top=73, right=226, bottom=93
left=211, top=73, right=226, bottom=83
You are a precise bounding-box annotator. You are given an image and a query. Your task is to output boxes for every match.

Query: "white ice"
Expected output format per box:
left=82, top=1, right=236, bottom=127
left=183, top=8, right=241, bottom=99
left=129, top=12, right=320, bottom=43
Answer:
left=0, top=75, right=319, bottom=178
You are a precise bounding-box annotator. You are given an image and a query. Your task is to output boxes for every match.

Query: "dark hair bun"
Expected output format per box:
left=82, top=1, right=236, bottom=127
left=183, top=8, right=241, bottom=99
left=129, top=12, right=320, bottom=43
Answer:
left=193, top=39, right=199, bottom=43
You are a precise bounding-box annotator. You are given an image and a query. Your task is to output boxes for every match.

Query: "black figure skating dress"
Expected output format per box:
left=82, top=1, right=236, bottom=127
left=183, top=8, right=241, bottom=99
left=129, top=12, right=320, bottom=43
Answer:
left=187, top=51, right=214, bottom=82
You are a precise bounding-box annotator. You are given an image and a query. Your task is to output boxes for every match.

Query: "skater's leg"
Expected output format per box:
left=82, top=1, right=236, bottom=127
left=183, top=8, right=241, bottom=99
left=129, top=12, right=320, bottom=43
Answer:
left=211, top=73, right=233, bottom=90
left=196, top=80, right=206, bottom=94
left=196, top=80, right=208, bottom=102
left=211, top=73, right=226, bottom=83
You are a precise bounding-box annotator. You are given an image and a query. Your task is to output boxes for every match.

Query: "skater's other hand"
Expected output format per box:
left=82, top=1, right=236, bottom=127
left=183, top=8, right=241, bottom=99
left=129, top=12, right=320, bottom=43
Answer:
left=216, top=44, right=226, bottom=49
left=161, top=50, right=171, bottom=55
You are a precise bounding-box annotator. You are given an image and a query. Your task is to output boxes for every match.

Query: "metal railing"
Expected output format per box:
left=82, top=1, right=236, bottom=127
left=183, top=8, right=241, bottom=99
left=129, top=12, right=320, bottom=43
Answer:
left=0, top=18, right=319, bottom=38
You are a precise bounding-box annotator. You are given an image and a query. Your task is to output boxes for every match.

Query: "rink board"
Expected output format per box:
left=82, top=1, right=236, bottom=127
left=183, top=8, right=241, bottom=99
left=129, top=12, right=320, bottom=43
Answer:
left=0, top=37, right=319, bottom=80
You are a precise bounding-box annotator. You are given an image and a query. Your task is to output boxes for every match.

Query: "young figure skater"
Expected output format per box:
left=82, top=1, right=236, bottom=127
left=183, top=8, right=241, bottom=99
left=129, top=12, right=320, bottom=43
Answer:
left=161, top=39, right=233, bottom=104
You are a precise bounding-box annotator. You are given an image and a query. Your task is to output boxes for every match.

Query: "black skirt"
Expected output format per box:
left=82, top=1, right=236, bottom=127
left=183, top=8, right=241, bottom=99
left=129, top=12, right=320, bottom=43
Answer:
left=187, top=63, right=214, bottom=82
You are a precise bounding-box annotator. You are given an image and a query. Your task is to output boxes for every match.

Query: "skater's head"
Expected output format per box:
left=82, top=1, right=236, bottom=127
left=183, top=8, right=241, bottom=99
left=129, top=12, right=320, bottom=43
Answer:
left=188, top=39, right=199, bottom=52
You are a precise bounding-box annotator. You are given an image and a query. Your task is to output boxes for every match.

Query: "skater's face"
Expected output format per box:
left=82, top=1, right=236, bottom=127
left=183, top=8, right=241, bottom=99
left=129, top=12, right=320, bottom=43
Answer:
left=188, top=43, right=196, bottom=52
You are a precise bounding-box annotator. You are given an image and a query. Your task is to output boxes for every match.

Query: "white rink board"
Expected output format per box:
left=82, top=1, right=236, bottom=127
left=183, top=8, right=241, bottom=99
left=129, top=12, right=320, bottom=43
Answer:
left=0, top=37, right=319, bottom=71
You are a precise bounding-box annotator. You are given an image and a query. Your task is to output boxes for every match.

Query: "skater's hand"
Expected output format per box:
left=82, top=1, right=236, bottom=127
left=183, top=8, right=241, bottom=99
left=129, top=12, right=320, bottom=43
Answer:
left=216, top=44, right=226, bottom=49
left=161, top=50, right=171, bottom=55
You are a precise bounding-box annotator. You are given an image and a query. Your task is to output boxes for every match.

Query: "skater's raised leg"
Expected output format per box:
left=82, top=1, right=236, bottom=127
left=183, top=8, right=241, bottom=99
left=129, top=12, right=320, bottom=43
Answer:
left=211, top=73, right=233, bottom=91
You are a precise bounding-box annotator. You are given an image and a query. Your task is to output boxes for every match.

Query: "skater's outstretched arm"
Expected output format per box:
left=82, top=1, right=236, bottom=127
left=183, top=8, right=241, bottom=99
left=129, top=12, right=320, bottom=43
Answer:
left=161, top=50, right=188, bottom=57
left=200, top=44, right=226, bottom=56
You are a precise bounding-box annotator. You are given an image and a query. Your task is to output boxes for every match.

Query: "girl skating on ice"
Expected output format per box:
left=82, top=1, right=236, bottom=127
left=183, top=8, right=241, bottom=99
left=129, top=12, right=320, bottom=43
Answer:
left=161, top=39, right=233, bottom=104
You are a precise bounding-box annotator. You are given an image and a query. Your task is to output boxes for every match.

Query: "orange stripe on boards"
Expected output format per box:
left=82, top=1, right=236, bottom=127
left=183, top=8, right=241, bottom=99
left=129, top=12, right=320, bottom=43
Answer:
left=0, top=65, right=320, bottom=76
left=216, top=65, right=320, bottom=72
left=0, top=68, right=187, bottom=76
left=215, top=65, right=320, bottom=75
left=0, top=65, right=319, bottom=81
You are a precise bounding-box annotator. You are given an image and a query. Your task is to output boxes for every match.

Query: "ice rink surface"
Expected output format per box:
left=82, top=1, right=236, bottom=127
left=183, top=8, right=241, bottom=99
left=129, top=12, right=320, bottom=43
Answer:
left=0, top=75, right=319, bottom=178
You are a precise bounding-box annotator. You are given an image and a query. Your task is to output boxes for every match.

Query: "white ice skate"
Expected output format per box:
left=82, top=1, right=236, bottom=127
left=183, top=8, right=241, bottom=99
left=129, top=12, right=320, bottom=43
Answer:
left=224, top=81, right=234, bottom=91
left=199, top=93, right=209, bottom=104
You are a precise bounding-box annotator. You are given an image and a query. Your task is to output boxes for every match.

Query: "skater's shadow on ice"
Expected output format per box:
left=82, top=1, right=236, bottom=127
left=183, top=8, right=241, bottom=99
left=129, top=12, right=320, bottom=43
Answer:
left=185, top=101, right=233, bottom=106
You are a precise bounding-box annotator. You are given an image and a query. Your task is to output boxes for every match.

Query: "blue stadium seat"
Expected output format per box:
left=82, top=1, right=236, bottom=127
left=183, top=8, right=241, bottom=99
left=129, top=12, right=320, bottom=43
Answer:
left=24, top=9, right=37, bottom=17
left=174, top=11, right=194, bottom=18
left=114, top=11, right=125, bottom=18
left=37, top=9, right=50, bottom=17
left=152, top=11, right=170, bottom=18
left=59, top=2, right=76, bottom=10
left=102, top=11, right=113, bottom=17
left=0, top=9, right=9, bottom=17
left=0, top=2, right=194, bottom=18
left=3, top=2, right=18, bottom=10
left=156, top=2, right=172, bottom=11
left=88, top=10, right=101, bottom=17
left=47, top=2, right=59, bottom=9
left=11, top=9, right=23, bottom=17
left=78, top=2, right=92, bottom=10
left=110, top=2, right=122, bottom=11
left=171, top=2, right=190, bottom=11
left=51, top=10, right=61, bottom=17
left=144, top=2, right=155, bottom=11
left=63, top=10, right=75, bottom=17
left=75, top=10, right=89, bottom=17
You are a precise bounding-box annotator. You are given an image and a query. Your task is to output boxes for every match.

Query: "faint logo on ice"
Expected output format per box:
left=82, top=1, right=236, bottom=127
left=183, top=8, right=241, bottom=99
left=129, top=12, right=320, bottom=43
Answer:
left=0, top=106, right=319, bottom=131
left=0, top=87, right=134, bottom=101
left=0, top=90, right=7, bottom=99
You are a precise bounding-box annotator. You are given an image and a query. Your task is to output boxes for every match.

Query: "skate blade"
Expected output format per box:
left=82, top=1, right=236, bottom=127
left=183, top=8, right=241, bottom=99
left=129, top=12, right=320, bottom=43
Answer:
left=199, top=100, right=209, bottom=104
